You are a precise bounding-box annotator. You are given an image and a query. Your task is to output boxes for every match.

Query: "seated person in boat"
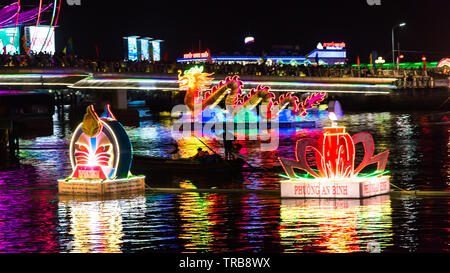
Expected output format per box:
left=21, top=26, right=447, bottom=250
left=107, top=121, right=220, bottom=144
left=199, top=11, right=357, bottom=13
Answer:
left=193, top=148, right=209, bottom=161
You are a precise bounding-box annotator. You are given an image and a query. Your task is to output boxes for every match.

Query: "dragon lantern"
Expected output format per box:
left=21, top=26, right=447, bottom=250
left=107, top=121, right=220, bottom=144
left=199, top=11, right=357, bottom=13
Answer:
left=58, top=105, right=145, bottom=196
left=178, top=66, right=327, bottom=120
left=278, top=102, right=391, bottom=198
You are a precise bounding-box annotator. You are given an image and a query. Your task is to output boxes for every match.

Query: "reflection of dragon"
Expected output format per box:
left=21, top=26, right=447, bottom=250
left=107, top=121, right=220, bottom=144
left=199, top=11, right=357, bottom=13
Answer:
left=178, top=66, right=327, bottom=119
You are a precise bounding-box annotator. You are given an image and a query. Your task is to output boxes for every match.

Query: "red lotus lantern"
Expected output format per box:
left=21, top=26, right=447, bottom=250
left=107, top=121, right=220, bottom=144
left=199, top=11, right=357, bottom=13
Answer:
left=280, top=127, right=389, bottom=180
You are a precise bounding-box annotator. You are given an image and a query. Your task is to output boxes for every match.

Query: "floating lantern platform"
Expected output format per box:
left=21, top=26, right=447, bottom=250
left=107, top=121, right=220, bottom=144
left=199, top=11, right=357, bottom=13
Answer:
left=279, top=101, right=390, bottom=199
left=58, top=104, right=146, bottom=196
left=280, top=176, right=390, bottom=199
left=176, top=66, right=327, bottom=131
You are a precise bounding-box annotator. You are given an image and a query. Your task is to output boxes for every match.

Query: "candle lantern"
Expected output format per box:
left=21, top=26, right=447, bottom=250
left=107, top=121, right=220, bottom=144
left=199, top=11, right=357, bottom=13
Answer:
left=58, top=105, right=145, bottom=196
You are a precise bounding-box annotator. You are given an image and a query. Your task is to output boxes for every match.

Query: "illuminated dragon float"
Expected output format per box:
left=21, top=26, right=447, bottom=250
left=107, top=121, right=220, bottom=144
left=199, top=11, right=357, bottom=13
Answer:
left=177, top=66, right=327, bottom=123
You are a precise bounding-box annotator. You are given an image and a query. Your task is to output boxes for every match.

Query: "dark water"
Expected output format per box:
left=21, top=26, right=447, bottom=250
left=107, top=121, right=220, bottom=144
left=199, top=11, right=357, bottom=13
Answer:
left=0, top=108, right=448, bottom=253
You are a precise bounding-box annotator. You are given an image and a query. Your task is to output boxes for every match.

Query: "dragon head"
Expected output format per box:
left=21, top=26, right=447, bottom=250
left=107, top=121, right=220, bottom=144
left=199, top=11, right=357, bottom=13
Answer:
left=178, top=66, right=214, bottom=92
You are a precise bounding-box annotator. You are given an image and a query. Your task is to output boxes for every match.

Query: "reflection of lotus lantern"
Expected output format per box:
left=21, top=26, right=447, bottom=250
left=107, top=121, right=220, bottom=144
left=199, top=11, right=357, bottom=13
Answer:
left=58, top=105, right=145, bottom=196
left=279, top=126, right=390, bottom=199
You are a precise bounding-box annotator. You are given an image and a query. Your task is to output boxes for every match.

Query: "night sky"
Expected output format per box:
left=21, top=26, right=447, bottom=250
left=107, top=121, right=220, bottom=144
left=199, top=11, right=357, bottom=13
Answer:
left=16, top=0, right=450, bottom=62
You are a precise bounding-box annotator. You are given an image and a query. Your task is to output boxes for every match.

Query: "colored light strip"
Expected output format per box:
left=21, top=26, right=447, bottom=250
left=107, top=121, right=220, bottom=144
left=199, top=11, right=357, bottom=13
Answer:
left=11, top=0, right=20, bottom=46
left=177, top=56, right=263, bottom=62
left=61, top=176, right=143, bottom=183
left=49, top=0, right=62, bottom=50
left=213, top=56, right=261, bottom=61
left=177, top=58, right=208, bottom=62
left=255, top=89, right=391, bottom=94
left=67, top=77, right=394, bottom=94
left=69, top=86, right=389, bottom=94
left=0, top=2, right=20, bottom=25
left=0, top=74, right=395, bottom=93
left=76, top=77, right=396, bottom=89
left=27, top=0, right=44, bottom=55
left=220, top=80, right=396, bottom=89
left=0, top=82, right=75, bottom=86
left=279, top=170, right=390, bottom=181
left=0, top=74, right=89, bottom=86
left=177, top=56, right=351, bottom=63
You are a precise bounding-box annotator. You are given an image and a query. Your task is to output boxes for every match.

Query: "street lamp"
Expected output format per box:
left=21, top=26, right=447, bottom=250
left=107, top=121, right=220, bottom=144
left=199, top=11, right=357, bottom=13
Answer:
left=392, top=22, right=406, bottom=67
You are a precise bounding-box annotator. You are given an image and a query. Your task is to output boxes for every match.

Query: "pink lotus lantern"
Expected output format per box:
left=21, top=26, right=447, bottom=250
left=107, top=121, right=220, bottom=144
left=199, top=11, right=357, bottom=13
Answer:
left=278, top=101, right=391, bottom=199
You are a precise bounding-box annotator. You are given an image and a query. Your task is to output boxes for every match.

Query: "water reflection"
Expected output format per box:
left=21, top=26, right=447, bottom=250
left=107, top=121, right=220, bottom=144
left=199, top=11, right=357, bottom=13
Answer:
left=279, top=195, right=393, bottom=253
left=0, top=189, right=59, bottom=253
left=0, top=107, right=446, bottom=253
left=58, top=194, right=146, bottom=253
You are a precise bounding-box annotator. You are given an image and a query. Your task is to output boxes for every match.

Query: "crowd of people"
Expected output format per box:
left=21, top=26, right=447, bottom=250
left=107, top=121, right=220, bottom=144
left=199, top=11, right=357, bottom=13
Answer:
left=0, top=52, right=435, bottom=78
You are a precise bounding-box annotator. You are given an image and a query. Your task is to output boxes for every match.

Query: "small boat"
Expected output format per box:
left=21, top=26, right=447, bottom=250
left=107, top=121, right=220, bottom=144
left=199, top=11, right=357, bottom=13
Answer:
left=132, top=155, right=246, bottom=173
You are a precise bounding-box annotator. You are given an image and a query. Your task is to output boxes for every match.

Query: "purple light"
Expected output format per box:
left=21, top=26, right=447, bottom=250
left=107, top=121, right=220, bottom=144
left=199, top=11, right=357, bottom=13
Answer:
left=0, top=2, right=52, bottom=28
left=0, top=3, right=19, bottom=26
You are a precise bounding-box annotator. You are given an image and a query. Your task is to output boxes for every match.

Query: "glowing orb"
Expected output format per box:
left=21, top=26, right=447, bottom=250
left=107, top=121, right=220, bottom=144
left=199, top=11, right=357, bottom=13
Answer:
left=59, top=105, right=144, bottom=196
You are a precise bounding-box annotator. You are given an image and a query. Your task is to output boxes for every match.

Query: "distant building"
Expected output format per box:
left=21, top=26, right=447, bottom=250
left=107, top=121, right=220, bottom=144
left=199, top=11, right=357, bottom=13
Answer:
left=177, top=41, right=347, bottom=65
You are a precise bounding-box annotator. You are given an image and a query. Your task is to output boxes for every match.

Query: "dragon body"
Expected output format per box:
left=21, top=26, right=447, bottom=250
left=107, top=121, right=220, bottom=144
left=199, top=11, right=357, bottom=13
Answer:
left=178, top=66, right=327, bottom=119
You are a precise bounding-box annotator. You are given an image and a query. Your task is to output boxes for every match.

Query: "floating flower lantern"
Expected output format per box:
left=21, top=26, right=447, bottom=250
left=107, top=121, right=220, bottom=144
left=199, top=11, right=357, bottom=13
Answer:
left=177, top=66, right=327, bottom=122
left=278, top=101, right=390, bottom=198
left=58, top=105, right=145, bottom=196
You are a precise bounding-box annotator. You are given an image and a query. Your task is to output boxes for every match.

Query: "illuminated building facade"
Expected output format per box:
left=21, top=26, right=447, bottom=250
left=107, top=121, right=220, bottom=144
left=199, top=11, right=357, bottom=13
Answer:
left=123, top=36, right=164, bottom=62
left=177, top=42, right=347, bottom=65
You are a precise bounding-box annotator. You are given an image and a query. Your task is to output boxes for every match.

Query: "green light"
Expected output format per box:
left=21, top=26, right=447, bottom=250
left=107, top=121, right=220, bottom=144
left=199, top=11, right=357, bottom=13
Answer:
left=357, top=170, right=390, bottom=178
left=279, top=172, right=317, bottom=180
left=279, top=170, right=390, bottom=180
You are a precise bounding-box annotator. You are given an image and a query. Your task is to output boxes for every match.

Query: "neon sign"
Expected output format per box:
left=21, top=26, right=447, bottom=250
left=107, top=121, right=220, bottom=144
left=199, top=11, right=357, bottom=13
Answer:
left=244, top=36, right=255, bottom=44
left=279, top=127, right=389, bottom=179
left=177, top=66, right=327, bottom=120
left=58, top=105, right=145, bottom=196
left=375, top=57, right=386, bottom=64
left=69, top=105, right=132, bottom=180
left=322, top=42, right=346, bottom=49
left=437, top=58, right=450, bottom=68
left=183, top=51, right=210, bottom=59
